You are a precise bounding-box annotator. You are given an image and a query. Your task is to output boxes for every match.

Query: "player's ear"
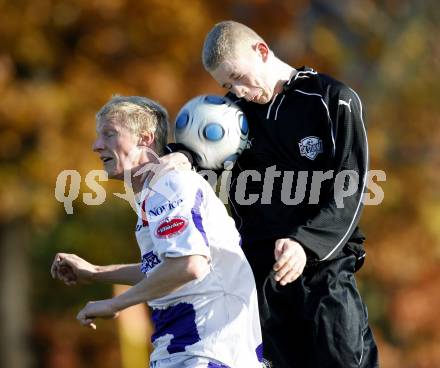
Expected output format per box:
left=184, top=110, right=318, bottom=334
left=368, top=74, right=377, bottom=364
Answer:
left=138, top=131, right=155, bottom=148
left=255, top=42, right=270, bottom=61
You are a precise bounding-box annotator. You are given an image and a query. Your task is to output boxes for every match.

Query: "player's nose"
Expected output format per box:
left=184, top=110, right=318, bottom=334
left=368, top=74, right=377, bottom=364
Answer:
left=232, top=85, right=246, bottom=98
left=92, top=136, right=104, bottom=152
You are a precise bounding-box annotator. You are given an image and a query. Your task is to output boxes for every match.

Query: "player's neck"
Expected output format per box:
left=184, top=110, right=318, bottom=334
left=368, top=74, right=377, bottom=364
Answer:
left=272, top=58, right=296, bottom=95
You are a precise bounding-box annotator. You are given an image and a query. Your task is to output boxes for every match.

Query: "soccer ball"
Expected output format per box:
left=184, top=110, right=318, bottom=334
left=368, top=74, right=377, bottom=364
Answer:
left=174, top=95, right=249, bottom=169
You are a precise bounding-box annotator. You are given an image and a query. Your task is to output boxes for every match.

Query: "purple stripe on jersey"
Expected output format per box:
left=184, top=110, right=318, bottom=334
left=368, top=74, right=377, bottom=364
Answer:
left=256, top=342, right=264, bottom=362
left=207, top=362, right=231, bottom=368
left=191, top=189, right=209, bottom=247
left=151, top=302, right=200, bottom=354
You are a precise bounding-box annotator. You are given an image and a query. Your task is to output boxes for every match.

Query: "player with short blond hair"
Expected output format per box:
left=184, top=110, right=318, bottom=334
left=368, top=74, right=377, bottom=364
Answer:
left=202, top=20, right=264, bottom=72
left=51, top=95, right=263, bottom=368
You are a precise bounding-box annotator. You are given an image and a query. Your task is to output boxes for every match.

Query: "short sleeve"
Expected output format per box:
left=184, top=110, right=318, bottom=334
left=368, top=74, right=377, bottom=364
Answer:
left=145, top=171, right=211, bottom=260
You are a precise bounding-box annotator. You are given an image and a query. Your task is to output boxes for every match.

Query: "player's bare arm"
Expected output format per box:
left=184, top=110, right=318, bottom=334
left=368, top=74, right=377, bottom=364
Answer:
left=273, top=238, right=307, bottom=285
left=76, top=254, right=209, bottom=329
left=51, top=253, right=143, bottom=286
left=90, top=263, right=144, bottom=285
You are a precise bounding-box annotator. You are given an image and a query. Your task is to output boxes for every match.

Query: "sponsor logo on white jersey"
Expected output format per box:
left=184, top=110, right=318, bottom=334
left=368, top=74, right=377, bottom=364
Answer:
left=155, top=216, right=189, bottom=239
left=149, top=199, right=184, bottom=217
left=141, top=251, right=162, bottom=273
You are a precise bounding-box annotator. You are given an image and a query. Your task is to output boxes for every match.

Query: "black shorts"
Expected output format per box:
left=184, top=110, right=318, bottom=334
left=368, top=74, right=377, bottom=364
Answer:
left=243, top=241, right=379, bottom=368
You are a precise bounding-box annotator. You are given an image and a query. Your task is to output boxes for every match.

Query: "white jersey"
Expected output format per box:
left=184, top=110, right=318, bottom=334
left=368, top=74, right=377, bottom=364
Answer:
left=135, top=170, right=263, bottom=367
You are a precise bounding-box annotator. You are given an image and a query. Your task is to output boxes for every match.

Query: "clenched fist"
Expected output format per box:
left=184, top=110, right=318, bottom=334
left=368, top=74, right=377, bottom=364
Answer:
left=51, top=253, right=96, bottom=285
left=76, top=299, right=119, bottom=330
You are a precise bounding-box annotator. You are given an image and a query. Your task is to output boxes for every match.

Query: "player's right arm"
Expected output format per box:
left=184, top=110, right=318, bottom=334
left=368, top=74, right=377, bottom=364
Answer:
left=51, top=253, right=144, bottom=286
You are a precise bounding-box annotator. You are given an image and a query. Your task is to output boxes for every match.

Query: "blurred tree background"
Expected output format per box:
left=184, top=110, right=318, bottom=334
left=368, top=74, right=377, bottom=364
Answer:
left=0, top=0, right=439, bottom=367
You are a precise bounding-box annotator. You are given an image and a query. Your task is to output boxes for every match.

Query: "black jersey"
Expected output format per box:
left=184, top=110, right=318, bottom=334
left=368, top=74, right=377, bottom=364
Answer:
left=226, top=67, right=368, bottom=263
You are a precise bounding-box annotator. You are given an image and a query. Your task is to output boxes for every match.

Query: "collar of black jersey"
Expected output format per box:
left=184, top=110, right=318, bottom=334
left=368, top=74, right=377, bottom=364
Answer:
left=282, top=66, right=318, bottom=92
left=225, top=66, right=320, bottom=103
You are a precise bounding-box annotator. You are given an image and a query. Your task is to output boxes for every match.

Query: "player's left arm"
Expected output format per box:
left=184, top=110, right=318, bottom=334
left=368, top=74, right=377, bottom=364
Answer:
left=76, top=254, right=209, bottom=329
left=287, top=85, right=369, bottom=263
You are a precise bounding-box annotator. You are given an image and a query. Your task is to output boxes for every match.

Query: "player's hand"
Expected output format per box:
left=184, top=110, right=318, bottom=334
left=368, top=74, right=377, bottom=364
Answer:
left=76, top=299, right=119, bottom=330
left=159, top=152, right=192, bottom=171
left=50, top=253, right=96, bottom=285
left=272, top=238, right=307, bottom=285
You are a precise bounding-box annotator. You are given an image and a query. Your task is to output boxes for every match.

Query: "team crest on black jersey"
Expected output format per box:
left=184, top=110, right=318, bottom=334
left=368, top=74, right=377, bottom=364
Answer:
left=298, top=136, right=323, bottom=160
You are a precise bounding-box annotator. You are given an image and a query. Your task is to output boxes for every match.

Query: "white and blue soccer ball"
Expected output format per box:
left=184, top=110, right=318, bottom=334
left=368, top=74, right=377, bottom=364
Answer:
left=174, top=95, right=249, bottom=169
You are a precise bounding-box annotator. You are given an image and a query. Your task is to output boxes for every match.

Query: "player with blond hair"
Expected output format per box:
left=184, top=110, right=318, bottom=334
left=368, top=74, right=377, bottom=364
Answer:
left=51, top=95, right=263, bottom=368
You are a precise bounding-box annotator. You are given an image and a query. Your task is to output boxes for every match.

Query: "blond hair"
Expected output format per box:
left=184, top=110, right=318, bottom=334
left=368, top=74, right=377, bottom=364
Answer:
left=202, top=20, right=265, bottom=71
left=96, top=95, right=168, bottom=155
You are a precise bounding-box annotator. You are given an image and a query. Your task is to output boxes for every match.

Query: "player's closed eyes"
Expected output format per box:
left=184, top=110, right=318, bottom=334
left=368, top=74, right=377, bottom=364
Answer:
left=222, top=74, right=243, bottom=90
left=104, top=131, right=116, bottom=138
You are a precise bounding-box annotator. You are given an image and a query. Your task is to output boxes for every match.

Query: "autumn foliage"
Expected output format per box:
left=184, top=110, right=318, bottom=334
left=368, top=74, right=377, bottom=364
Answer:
left=0, top=1, right=439, bottom=367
